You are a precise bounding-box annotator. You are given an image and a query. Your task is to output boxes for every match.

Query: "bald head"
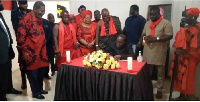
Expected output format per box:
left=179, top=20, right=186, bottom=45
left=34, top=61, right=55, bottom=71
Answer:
left=116, top=34, right=126, bottom=48
left=101, top=8, right=110, bottom=22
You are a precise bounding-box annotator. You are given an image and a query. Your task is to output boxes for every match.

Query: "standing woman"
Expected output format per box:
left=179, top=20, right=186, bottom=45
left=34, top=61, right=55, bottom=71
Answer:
left=77, top=10, right=96, bottom=55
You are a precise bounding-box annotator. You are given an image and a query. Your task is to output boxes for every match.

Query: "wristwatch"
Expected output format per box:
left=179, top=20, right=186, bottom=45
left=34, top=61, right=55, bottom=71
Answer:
left=156, top=37, right=160, bottom=40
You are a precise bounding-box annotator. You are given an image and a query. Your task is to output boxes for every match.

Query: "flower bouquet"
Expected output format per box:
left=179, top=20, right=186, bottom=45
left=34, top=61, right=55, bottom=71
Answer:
left=83, top=50, right=120, bottom=70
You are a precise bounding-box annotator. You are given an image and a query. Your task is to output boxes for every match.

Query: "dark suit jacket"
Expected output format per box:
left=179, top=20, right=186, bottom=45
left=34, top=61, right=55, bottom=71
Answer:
left=42, top=19, right=55, bottom=61
left=0, top=13, right=14, bottom=64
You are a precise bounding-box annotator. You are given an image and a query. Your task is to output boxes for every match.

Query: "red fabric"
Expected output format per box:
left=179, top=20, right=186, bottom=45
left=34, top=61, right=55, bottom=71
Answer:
left=69, top=14, right=75, bottom=18
left=75, top=14, right=84, bottom=24
left=170, top=23, right=200, bottom=94
left=57, top=21, right=82, bottom=69
left=64, top=56, right=146, bottom=75
left=70, top=22, right=78, bottom=33
left=149, top=16, right=163, bottom=36
left=2, top=1, right=12, bottom=10
left=16, top=11, right=48, bottom=70
left=186, top=8, right=200, bottom=17
left=100, top=16, right=117, bottom=36
left=77, top=22, right=96, bottom=55
left=81, top=10, right=92, bottom=19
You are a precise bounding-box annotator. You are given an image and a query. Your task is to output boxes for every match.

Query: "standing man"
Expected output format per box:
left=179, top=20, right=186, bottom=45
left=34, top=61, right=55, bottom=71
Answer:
left=96, top=8, right=122, bottom=51
left=138, top=6, right=173, bottom=99
left=43, top=13, right=56, bottom=78
left=0, top=0, right=16, bottom=100
left=16, top=1, right=48, bottom=99
left=170, top=8, right=200, bottom=101
left=75, top=5, right=86, bottom=24
left=53, top=10, right=81, bottom=70
left=123, top=5, right=146, bottom=57
left=11, top=0, right=31, bottom=90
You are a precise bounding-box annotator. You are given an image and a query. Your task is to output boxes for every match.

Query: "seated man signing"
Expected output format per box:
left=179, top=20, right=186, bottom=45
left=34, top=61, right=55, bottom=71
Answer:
left=105, top=34, right=135, bottom=61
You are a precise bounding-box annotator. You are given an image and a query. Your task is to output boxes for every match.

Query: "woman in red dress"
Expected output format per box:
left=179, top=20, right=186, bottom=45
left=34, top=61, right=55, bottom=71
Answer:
left=77, top=10, right=97, bottom=55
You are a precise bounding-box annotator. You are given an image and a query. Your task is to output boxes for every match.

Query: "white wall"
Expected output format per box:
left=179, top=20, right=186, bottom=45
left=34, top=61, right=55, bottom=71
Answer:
left=28, top=1, right=70, bottom=23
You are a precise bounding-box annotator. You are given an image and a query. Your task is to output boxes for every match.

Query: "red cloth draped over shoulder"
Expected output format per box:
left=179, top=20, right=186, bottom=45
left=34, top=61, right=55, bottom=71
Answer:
left=170, top=23, right=200, bottom=94
left=100, top=16, right=117, bottom=36
left=57, top=21, right=82, bottom=69
left=149, top=16, right=163, bottom=36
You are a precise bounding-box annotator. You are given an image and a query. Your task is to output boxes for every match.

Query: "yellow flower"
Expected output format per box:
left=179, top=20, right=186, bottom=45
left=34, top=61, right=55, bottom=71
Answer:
left=111, top=64, right=116, bottom=69
left=96, top=64, right=101, bottom=69
left=106, top=60, right=111, bottom=66
left=97, top=50, right=103, bottom=54
left=84, top=56, right=88, bottom=60
left=93, top=55, right=98, bottom=60
left=101, top=57, right=105, bottom=62
left=92, top=62, right=96, bottom=66
left=116, top=62, right=120, bottom=68
left=102, top=53, right=107, bottom=58
left=87, top=62, right=92, bottom=67
left=83, top=60, right=87, bottom=65
left=103, top=64, right=109, bottom=70
left=110, top=57, right=115, bottom=63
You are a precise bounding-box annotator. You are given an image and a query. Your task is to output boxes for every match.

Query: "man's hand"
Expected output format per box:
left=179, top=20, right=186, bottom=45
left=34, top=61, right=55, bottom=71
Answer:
left=74, top=42, right=80, bottom=49
left=23, top=53, right=29, bottom=61
left=176, top=48, right=187, bottom=55
left=55, top=52, right=61, bottom=59
left=114, top=55, right=121, bottom=61
left=145, top=35, right=157, bottom=44
left=87, top=43, right=94, bottom=48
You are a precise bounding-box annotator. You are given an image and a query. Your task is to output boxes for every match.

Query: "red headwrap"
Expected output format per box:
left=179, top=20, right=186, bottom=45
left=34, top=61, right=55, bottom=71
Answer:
left=186, top=7, right=200, bottom=17
left=60, top=10, right=69, bottom=17
left=81, top=10, right=92, bottom=19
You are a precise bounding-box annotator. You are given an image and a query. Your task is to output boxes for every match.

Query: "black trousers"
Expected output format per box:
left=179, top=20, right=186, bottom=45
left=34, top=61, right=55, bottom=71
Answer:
left=0, top=62, right=9, bottom=100
left=19, top=63, right=27, bottom=85
left=26, top=67, right=45, bottom=96
left=7, top=60, right=14, bottom=92
left=44, top=58, right=55, bottom=76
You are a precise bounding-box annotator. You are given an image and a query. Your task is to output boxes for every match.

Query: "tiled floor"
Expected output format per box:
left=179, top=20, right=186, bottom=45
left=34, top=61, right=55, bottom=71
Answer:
left=6, top=68, right=199, bottom=101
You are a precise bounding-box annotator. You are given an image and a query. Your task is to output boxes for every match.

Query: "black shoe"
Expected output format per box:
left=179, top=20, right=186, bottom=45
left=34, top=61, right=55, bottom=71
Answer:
left=32, top=94, right=45, bottom=99
left=0, top=97, right=7, bottom=101
left=156, top=92, right=163, bottom=99
left=7, top=88, right=22, bottom=94
left=44, top=75, right=51, bottom=79
left=21, top=84, right=27, bottom=89
left=51, top=72, right=55, bottom=76
left=41, top=90, right=48, bottom=94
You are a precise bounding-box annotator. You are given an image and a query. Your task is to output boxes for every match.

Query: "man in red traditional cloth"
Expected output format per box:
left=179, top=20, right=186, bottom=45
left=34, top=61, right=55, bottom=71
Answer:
left=170, top=7, right=200, bottom=101
left=16, top=1, right=48, bottom=99
left=95, top=8, right=122, bottom=51
left=53, top=10, right=82, bottom=70
left=137, top=6, right=173, bottom=99
left=75, top=5, right=86, bottom=24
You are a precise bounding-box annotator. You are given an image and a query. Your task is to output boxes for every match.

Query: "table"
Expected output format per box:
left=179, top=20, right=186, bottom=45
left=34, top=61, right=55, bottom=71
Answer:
left=54, top=57, right=154, bottom=101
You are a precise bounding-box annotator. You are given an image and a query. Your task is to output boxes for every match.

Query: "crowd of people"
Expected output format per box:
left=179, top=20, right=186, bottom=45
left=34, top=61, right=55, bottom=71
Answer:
left=0, top=0, right=199, bottom=101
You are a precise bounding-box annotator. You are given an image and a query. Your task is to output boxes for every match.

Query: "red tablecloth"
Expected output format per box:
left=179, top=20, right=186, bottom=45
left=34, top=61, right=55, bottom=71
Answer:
left=63, top=56, right=146, bottom=75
